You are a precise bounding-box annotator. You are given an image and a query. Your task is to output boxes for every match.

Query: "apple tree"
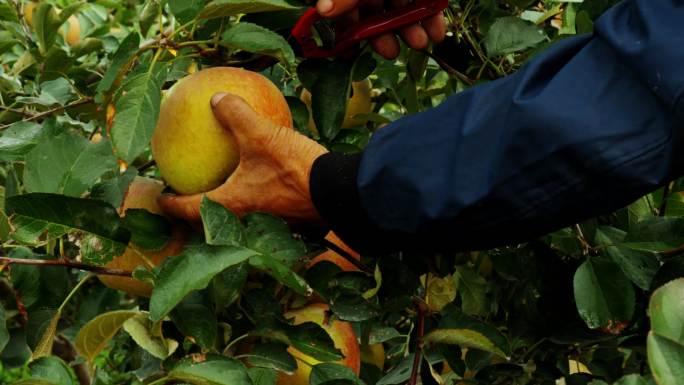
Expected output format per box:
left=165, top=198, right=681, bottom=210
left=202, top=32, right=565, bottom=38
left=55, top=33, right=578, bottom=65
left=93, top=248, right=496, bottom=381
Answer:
left=0, top=1, right=683, bottom=385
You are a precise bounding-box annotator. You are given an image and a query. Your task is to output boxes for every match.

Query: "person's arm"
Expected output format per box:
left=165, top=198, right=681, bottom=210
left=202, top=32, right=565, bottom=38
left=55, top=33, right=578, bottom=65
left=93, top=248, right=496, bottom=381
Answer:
left=310, top=0, right=684, bottom=253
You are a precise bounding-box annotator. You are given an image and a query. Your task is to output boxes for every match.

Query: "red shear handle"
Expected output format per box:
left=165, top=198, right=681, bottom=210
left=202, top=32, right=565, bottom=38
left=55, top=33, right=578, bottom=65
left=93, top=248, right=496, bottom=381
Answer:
left=292, top=0, right=449, bottom=58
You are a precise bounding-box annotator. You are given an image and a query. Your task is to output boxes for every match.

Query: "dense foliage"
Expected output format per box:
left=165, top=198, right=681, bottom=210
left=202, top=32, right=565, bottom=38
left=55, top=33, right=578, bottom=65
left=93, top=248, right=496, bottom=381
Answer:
left=0, top=1, right=683, bottom=385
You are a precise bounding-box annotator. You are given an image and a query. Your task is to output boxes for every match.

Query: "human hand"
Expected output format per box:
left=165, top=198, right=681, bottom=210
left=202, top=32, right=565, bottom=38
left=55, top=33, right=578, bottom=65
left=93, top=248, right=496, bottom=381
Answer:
left=316, top=0, right=447, bottom=59
left=158, top=93, right=328, bottom=223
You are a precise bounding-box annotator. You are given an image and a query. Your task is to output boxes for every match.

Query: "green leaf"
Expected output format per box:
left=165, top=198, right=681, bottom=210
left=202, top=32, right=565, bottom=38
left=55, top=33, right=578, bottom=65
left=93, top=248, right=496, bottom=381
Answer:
left=614, top=374, right=653, bottom=385
left=122, top=209, right=172, bottom=250
left=168, top=355, right=253, bottom=385
left=244, top=213, right=306, bottom=266
left=170, top=291, right=218, bottom=349
left=30, top=308, right=61, bottom=359
left=311, top=61, right=353, bottom=140
left=32, top=3, right=62, bottom=54
left=90, top=167, right=137, bottom=208
left=376, top=356, right=415, bottom=385
left=96, top=33, right=140, bottom=99
left=249, top=255, right=311, bottom=296
left=329, top=293, right=380, bottom=322
left=211, top=262, right=249, bottom=311
left=17, top=78, right=76, bottom=106
left=649, top=279, right=684, bottom=345
left=24, top=132, right=118, bottom=197
left=438, top=307, right=509, bottom=356
left=139, top=0, right=160, bottom=37
left=6, top=194, right=129, bottom=264
left=573, top=258, right=635, bottom=331
left=25, top=356, right=76, bottom=385
left=453, top=266, right=488, bottom=316
left=9, top=249, right=70, bottom=311
left=595, top=226, right=660, bottom=290
left=200, top=196, right=244, bottom=247
left=0, top=121, right=44, bottom=161
left=200, top=0, right=298, bottom=20
left=245, top=342, right=297, bottom=374
left=0, top=31, right=18, bottom=56
left=248, top=367, right=278, bottom=385
left=150, top=245, right=257, bottom=323
left=110, top=72, right=161, bottom=163
left=168, top=0, right=203, bottom=24
left=286, top=96, right=313, bottom=137
left=368, top=327, right=402, bottom=345
left=0, top=3, right=19, bottom=24
left=647, top=332, right=684, bottom=385
left=310, top=363, right=364, bottom=385
left=624, top=217, right=684, bottom=252
left=0, top=303, right=9, bottom=353
left=220, top=22, right=295, bottom=67
left=423, top=328, right=507, bottom=359
left=243, top=289, right=282, bottom=323
left=287, top=322, right=343, bottom=362
left=123, top=313, right=179, bottom=359
left=75, top=310, right=140, bottom=363
left=484, top=16, right=547, bottom=57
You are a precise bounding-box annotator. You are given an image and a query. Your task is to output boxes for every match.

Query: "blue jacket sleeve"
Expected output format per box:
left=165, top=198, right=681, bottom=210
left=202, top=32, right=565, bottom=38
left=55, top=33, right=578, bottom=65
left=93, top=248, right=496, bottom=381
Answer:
left=309, top=0, right=684, bottom=253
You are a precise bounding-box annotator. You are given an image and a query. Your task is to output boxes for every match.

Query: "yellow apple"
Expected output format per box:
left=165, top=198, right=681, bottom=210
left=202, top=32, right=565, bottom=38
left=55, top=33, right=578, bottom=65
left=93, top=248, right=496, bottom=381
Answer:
left=278, top=303, right=360, bottom=385
left=360, top=343, right=385, bottom=369
left=23, top=3, right=36, bottom=27
left=300, top=78, right=374, bottom=135
left=97, top=176, right=185, bottom=297
left=60, top=15, right=81, bottom=46
left=151, top=67, right=293, bottom=195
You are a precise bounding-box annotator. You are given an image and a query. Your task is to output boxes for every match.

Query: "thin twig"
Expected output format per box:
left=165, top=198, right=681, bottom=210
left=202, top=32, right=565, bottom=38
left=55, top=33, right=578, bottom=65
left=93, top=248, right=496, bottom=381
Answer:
left=0, top=256, right=132, bottom=277
left=423, top=50, right=474, bottom=85
left=0, top=98, right=94, bottom=130
left=407, top=298, right=427, bottom=385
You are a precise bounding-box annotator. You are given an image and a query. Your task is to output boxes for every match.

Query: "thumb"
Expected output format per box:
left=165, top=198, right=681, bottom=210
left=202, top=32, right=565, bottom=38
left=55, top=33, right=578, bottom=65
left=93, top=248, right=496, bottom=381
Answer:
left=210, top=92, right=276, bottom=149
left=317, top=0, right=359, bottom=17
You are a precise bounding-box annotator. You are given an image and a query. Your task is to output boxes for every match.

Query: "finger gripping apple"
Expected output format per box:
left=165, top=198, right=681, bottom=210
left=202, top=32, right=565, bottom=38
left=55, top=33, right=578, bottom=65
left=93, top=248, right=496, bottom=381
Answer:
left=152, top=67, right=293, bottom=195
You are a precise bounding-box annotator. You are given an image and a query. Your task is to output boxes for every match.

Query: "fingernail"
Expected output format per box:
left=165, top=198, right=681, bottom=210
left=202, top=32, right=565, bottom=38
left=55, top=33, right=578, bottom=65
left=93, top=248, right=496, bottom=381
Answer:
left=317, top=0, right=334, bottom=15
left=211, top=92, right=228, bottom=107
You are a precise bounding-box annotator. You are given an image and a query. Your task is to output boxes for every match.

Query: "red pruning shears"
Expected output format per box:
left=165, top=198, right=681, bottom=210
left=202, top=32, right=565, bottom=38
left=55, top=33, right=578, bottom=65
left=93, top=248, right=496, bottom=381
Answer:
left=292, top=0, right=449, bottom=58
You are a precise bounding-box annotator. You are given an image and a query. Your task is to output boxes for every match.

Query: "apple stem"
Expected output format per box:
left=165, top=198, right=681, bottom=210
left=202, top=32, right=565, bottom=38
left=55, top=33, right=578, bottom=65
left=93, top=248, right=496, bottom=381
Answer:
left=407, top=298, right=427, bottom=385
left=0, top=256, right=132, bottom=277
left=0, top=98, right=94, bottom=131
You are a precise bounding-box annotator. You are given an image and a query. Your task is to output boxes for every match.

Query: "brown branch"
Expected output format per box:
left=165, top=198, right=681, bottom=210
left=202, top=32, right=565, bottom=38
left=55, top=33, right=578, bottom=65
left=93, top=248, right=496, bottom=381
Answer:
left=0, top=98, right=95, bottom=130
left=0, top=257, right=132, bottom=277
left=423, top=50, right=474, bottom=85
left=53, top=336, right=91, bottom=385
left=407, top=298, right=427, bottom=385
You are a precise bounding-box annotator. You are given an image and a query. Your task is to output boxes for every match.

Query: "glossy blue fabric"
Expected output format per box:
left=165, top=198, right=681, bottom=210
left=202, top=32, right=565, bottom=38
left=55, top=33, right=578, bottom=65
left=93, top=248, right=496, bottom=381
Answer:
left=357, top=0, right=684, bottom=249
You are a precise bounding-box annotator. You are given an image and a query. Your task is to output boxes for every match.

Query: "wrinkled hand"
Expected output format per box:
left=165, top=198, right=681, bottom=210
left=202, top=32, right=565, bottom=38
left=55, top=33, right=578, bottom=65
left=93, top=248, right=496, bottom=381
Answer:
left=158, top=93, right=328, bottom=223
left=317, top=0, right=447, bottom=59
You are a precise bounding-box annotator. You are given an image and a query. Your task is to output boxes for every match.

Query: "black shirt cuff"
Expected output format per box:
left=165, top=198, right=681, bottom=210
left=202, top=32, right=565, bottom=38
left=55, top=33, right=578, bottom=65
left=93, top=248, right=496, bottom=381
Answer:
left=309, top=152, right=383, bottom=254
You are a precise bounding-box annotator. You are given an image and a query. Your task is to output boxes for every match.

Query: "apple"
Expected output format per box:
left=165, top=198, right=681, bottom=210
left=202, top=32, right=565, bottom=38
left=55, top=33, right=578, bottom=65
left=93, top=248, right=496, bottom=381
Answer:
left=97, top=176, right=185, bottom=296
left=60, top=15, right=81, bottom=46
left=278, top=303, right=360, bottom=385
left=23, top=3, right=36, bottom=27
left=306, top=233, right=385, bottom=370
left=300, top=78, right=374, bottom=135
left=151, top=67, right=293, bottom=195
left=360, top=343, right=385, bottom=369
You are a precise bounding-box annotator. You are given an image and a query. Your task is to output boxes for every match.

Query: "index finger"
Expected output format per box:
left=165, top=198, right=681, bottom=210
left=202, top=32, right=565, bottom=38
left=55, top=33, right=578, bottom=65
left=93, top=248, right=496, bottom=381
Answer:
left=317, top=0, right=360, bottom=17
